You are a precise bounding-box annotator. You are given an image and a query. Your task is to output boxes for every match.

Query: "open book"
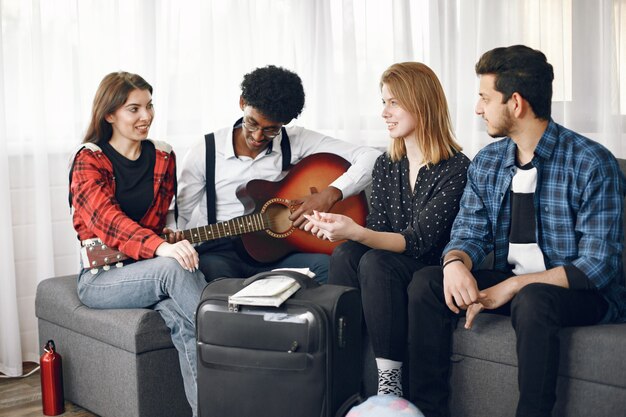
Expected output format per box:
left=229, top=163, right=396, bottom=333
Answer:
left=228, top=268, right=313, bottom=308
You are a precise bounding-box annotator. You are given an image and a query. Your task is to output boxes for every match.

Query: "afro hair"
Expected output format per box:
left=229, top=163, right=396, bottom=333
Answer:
left=240, top=65, right=305, bottom=124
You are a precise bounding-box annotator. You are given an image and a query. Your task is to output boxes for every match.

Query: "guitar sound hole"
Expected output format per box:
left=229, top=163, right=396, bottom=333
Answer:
left=264, top=202, right=293, bottom=235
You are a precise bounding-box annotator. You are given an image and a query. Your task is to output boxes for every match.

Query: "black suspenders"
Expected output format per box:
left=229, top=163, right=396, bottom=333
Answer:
left=204, top=133, right=218, bottom=224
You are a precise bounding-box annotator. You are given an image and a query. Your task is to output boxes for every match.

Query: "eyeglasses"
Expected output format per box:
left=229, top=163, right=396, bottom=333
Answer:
left=241, top=120, right=282, bottom=139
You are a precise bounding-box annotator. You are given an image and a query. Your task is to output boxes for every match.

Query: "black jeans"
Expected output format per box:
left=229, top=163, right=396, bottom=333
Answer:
left=197, top=239, right=330, bottom=284
left=408, top=266, right=608, bottom=417
left=329, top=241, right=425, bottom=361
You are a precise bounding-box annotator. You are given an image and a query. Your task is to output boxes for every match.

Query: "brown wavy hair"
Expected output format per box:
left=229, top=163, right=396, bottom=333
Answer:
left=380, top=62, right=461, bottom=164
left=83, top=71, right=153, bottom=144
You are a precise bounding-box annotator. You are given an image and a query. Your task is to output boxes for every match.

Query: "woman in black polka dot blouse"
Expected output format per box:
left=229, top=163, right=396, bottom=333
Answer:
left=304, top=62, right=470, bottom=397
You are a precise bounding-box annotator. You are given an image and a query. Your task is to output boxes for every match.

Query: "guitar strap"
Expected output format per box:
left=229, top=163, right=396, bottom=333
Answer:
left=204, top=120, right=291, bottom=225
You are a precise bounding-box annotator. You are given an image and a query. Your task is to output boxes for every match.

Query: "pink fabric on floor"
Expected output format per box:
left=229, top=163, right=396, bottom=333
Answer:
left=346, top=395, right=424, bottom=417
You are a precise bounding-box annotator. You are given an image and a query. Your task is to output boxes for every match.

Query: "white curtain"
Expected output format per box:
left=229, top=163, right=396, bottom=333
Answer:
left=1, top=0, right=624, bottom=376
left=0, top=3, right=22, bottom=376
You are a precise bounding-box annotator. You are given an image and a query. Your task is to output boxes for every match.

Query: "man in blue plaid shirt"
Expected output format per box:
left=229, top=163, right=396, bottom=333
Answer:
left=407, top=45, right=626, bottom=417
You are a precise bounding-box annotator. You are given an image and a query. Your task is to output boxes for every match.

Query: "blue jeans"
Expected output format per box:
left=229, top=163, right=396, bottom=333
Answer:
left=77, top=257, right=206, bottom=417
left=198, top=240, right=329, bottom=284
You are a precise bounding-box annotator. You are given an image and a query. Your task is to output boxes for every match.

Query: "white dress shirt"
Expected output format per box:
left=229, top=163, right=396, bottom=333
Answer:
left=176, top=122, right=381, bottom=228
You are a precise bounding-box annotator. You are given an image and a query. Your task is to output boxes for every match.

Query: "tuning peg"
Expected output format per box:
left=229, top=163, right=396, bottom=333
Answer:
left=103, top=265, right=110, bottom=271
left=116, top=262, right=123, bottom=268
left=90, top=268, right=98, bottom=275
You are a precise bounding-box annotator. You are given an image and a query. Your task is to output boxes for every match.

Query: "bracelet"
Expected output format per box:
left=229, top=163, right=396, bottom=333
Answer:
left=442, top=258, right=464, bottom=270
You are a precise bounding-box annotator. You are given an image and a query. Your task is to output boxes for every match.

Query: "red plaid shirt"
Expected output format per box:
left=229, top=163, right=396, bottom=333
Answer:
left=70, top=140, right=176, bottom=260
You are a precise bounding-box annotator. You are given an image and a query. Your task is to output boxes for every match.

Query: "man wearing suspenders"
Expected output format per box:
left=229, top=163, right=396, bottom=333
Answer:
left=176, top=65, right=380, bottom=283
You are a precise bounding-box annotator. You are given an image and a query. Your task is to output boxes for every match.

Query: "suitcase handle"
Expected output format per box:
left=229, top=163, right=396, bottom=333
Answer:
left=243, top=270, right=320, bottom=289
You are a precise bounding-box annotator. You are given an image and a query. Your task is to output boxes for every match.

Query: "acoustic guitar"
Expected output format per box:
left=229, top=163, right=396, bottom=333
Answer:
left=81, top=153, right=369, bottom=271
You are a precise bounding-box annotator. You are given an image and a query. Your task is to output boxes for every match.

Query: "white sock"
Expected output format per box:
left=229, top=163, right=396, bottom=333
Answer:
left=376, top=357, right=403, bottom=396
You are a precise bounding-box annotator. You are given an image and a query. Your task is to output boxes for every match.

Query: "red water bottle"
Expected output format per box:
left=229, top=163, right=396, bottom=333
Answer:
left=40, top=339, right=65, bottom=415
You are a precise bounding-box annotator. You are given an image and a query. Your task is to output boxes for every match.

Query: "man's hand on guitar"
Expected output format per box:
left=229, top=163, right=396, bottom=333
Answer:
left=163, top=227, right=184, bottom=243
left=303, top=211, right=363, bottom=242
left=289, top=186, right=343, bottom=229
left=155, top=240, right=199, bottom=272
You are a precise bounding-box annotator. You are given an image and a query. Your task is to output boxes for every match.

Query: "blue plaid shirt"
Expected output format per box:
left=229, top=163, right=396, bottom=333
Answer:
left=445, top=120, right=626, bottom=322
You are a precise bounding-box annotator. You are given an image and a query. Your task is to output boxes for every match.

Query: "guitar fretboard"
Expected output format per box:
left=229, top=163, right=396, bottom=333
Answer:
left=181, top=212, right=270, bottom=244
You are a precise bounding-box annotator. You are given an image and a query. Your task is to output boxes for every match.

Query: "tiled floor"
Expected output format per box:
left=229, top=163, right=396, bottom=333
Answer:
left=0, top=363, right=97, bottom=417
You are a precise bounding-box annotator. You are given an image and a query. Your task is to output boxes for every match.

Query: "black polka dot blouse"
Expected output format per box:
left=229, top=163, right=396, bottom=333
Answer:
left=366, top=151, right=470, bottom=265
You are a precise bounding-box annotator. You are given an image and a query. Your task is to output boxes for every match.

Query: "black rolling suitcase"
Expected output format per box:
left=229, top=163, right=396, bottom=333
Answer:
left=196, top=270, right=362, bottom=417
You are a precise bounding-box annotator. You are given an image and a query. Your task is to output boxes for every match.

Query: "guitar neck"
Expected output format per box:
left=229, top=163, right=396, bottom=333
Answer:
left=85, top=209, right=275, bottom=271
left=179, top=212, right=270, bottom=244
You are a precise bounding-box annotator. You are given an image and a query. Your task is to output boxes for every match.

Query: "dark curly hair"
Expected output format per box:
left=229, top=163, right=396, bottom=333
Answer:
left=475, top=45, right=554, bottom=120
left=240, top=65, right=305, bottom=124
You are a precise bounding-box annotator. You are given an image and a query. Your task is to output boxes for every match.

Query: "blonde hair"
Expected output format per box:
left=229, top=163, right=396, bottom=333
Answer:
left=380, top=62, right=462, bottom=164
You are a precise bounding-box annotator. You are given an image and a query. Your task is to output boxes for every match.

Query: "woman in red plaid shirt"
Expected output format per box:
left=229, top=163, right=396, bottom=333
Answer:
left=70, top=72, right=206, bottom=417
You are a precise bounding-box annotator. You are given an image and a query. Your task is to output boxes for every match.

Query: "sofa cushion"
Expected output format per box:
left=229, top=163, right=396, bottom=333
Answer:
left=452, top=314, right=626, bottom=388
left=35, top=275, right=173, bottom=354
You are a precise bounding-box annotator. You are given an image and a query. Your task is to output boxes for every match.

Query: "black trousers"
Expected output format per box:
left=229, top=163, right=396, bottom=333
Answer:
left=329, top=241, right=425, bottom=361
left=197, top=239, right=330, bottom=284
left=408, top=266, right=608, bottom=417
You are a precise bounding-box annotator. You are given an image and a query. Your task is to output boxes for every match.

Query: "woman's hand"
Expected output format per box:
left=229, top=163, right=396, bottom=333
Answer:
left=303, top=211, right=362, bottom=242
left=155, top=240, right=199, bottom=272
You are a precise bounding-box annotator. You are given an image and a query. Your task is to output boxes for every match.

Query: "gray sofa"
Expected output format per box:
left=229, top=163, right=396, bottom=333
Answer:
left=36, top=277, right=191, bottom=417
left=447, top=159, right=626, bottom=416
left=361, top=158, right=626, bottom=416
left=36, top=159, right=626, bottom=417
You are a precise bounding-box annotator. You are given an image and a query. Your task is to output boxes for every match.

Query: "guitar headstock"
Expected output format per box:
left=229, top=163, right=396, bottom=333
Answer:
left=81, top=239, right=128, bottom=272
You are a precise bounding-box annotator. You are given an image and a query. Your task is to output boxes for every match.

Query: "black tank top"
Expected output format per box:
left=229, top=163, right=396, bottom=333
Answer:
left=100, top=140, right=155, bottom=222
